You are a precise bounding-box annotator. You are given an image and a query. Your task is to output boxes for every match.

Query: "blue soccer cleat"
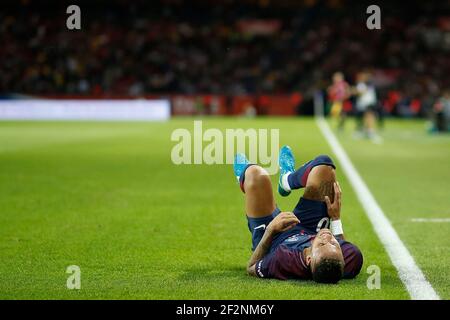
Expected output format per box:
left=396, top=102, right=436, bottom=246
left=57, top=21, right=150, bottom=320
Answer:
left=233, top=153, right=249, bottom=182
left=278, top=145, right=296, bottom=196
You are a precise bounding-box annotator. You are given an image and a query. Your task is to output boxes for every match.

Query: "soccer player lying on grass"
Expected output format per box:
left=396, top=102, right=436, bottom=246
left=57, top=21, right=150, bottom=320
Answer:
left=233, top=146, right=363, bottom=283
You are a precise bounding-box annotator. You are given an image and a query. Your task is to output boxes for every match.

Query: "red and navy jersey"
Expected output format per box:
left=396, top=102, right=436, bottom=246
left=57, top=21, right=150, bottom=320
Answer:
left=328, top=80, right=350, bottom=102
left=255, top=232, right=363, bottom=280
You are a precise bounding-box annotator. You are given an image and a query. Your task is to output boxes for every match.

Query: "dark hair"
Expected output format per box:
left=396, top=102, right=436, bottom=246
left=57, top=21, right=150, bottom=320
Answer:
left=312, top=258, right=344, bottom=284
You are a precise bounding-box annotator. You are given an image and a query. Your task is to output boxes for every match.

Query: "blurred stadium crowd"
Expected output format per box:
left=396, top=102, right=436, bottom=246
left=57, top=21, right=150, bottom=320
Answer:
left=1, top=0, right=450, bottom=120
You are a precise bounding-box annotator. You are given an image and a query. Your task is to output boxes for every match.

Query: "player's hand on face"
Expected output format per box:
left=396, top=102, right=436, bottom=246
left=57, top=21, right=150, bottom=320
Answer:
left=324, top=181, right=342, bottom=221
left=267, top=212, right=300, bottom=234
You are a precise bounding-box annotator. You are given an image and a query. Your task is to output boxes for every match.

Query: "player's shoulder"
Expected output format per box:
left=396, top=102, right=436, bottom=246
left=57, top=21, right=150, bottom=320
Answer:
left=262, top=244, right=310, bottom=280
left=339, top=240, right=364, bottom=279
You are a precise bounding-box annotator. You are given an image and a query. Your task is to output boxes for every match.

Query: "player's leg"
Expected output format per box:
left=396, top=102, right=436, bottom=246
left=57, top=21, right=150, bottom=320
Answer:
left=234, top=155, right=276, bottom=218
left=234, top=154, right=279, bottom=251
left=355, top=110, right=364, bottom=133
left=279, top=151, right=336, bottom=201
left=364, top=109, right=376, bottom=136
left=278, top=152, right=337, bottom=231
left=364, top=108, right=383, bottom=143
left=303, top=164, right=336, bottom=202
left=240, top=165, right=276, bottom=218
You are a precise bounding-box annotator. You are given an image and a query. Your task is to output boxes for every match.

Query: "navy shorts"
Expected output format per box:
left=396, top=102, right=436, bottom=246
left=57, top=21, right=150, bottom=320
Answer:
left=247, top=197, right=329, bottom=252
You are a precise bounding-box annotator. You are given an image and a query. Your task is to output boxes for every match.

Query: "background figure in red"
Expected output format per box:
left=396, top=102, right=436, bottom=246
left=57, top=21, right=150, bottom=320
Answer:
left=327, top=72, right=351, bottom=131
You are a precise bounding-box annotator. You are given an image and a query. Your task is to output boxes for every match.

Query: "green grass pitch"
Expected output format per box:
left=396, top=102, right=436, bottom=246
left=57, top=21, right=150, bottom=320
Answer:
left=0, top=117, right=448, bottom=299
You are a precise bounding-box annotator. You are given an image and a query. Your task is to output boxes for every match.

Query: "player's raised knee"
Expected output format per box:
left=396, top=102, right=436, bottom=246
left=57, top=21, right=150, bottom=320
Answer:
left=304, top=164, right=336, bottom=201
left=244, top=165, right=270, bottom=191
left=309, top=163, right=336, bottom=182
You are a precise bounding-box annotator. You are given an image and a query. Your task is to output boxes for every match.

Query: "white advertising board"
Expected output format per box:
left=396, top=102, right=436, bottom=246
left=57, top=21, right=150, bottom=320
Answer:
left=0, top=100, right=171, bottom=121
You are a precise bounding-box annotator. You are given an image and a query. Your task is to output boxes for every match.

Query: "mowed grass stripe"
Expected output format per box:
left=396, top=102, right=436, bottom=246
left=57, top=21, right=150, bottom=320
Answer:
left=0, top=119, right=408, bottom=299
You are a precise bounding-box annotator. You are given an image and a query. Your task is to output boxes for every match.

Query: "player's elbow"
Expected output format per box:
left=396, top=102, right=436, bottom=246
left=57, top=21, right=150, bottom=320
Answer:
left=247, top=264, right=257, bottom=277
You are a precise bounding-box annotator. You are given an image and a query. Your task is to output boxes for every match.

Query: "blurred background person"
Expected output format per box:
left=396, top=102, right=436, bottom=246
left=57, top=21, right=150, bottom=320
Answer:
left=430, top=90, right=450, bottom=133
left=327, top=72, right=351, bottom=131
left=353, top=71, right=381, bottom=143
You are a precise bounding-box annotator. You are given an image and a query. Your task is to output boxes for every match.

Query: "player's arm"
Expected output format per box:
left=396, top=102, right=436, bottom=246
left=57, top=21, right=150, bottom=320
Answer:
left=324, top=182, right=345, bottom=240
left=247, top=212, right=299, bottom=276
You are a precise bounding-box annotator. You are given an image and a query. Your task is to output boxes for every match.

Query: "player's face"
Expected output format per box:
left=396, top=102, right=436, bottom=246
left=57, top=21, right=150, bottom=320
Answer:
left=310, top=228, right=344, bottom=271
left=333, top=73, right=343, bottom=82
left=358, top=72, right=368, bottom=82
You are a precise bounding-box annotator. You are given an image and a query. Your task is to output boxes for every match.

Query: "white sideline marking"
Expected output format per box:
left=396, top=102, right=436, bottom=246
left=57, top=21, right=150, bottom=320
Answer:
left=316, top=117, right=440, bottom=300
left=411, top=218, right=450, bottom=223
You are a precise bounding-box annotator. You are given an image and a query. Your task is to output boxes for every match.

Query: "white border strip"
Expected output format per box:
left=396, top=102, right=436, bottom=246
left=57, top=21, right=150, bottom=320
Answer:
left=411, top=218, right=450, bottom=223
left=316, top=117, right=440, bottom=300
left=0, top=100, right=171, bottom=121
